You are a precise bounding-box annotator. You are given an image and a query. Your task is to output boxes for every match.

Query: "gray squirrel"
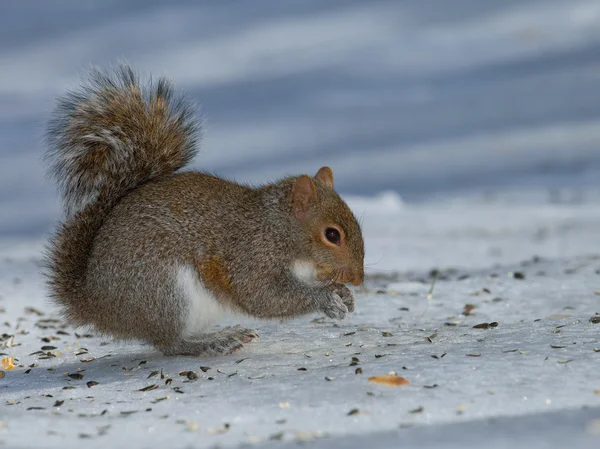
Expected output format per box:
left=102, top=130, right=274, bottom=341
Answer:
left=44, top=65, right=365, bottom=356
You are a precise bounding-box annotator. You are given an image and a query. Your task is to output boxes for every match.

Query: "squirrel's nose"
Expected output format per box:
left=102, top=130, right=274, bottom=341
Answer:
left=350, top=270, right=364, bottom=286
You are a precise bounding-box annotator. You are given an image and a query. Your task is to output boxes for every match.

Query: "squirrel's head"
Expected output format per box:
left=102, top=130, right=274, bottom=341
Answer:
left=290, top=167, right=365, bottom=286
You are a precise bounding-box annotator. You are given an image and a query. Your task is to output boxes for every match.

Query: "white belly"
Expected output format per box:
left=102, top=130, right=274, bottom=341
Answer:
left=176, top=264, right=228, bottom=338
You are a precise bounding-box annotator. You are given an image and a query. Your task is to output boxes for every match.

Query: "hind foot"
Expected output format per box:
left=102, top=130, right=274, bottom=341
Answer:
left=163, top=325, right=259, bottom=356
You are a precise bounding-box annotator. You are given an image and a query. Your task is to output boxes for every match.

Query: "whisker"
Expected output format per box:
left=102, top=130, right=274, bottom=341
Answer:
left=318, top=268, right=340, bottom=286
left=364, top=268, right=395, bottom=274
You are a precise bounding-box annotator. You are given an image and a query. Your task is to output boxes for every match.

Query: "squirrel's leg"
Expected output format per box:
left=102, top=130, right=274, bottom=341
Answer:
left=240, top=272, right=356, bottom=320
left=162, top=325, right=259, bottom=356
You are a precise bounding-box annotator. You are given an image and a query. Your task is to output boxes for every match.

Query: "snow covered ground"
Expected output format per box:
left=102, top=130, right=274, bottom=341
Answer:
left=1, top=1, right=600, bottom=448
left=1, top=190, right=599, bottom=449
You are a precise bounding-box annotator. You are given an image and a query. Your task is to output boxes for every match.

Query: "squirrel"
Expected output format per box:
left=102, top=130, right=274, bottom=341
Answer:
left=43, top=65, right=364, bottom=356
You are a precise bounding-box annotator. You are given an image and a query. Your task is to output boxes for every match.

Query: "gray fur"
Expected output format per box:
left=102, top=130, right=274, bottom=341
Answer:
left=43, top=64, right=364, bottom=356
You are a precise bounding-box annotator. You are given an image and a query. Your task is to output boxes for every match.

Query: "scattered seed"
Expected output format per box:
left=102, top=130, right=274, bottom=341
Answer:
left=139, top=384, right=158, bottom=392
left=53, top=400, right=64, bottom=407
left=368, top=375, right=410, bottom=387
left=199, top=366, right=211, bottom=372
left=409, top=406, right=424, bottom=414
left=24, top=307, right=44, bottom=316
left=355, top=368, right=363, bottom=375
left=62, top=386, right=76, bottom=390
left=27, top=407, right=45, bottom=411
left=548, top=314, right=572, bottom=319
left=463, top=304, right=476, bottom=316
left=185, top=421, right=200, bottom=432
left=344, top=332, right=356, bottom=336
left=207, top=423, right=230, bottom=435
left=557, top=360, right=572, bottom=364
left=550, top=345, right=567, bottom=349
left=0, top=371, right=5, bottom=379
left=473, top=323, right=490, bottom=329
left=80, top=357, right=95, bottom=363
left=147, top=370, right=159, bottom=379
left=68, top=373, right=84, bottom=380
left=382, top=332, right=393, bottom=337
left=349, top=357, right=360, bottom=366
left=374, top=354, right=388, bottom=358
left=186, top=371, right=198, bottom=381
left=466, top=354, right=481, bottom=357
left=325, top=376, right=335, bottom=381
left=590, top=316, right=600, bottom=324
left=41, top=345, right=57, bottom=351
left=512, top=272, right=525, bottom=279
left=489, top=322, right=499, bottom=328
left=297, top=367, right=307, bottom=371
left=1, top=357, right=15, bottom=370
left=86, top=381, right=99, bottom=388
left=120, top=411, right=138, bottom=416
left=347, top=408, right=360, bottom=416
left=424, top=384, right=438, bottom=389
left=75, top=333, right=94, bottom=339
left=165, top=379, right=173, bottom=385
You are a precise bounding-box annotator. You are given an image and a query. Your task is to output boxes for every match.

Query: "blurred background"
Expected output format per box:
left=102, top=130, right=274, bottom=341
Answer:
left=1, top=0, right=600, bottom=237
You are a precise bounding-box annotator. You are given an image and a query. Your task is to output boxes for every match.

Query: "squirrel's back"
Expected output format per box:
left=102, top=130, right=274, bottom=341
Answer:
left=44, top=65, right=201, bottom=327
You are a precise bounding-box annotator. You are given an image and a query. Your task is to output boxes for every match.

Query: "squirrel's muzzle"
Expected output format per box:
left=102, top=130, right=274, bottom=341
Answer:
left=350, top=271, right=364, bottom=286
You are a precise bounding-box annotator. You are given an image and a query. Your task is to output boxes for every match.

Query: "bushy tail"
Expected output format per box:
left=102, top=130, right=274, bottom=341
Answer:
left=44, top=64, right=200, bottom=322
left=46, top=64, right=199, bottom=216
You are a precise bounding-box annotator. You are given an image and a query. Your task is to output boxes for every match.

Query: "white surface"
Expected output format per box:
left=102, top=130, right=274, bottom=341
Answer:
left=0, top=190, right=599, bottom=448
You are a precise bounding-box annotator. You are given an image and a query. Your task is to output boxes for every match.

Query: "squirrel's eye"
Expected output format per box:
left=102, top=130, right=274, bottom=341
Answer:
left=324, top=227, right=341, bottom=245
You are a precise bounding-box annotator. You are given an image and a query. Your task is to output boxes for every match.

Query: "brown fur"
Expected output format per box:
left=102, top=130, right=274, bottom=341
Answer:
left=194, top=255, right=236, bottom=303
left=44, top=64, right=364, bottom=356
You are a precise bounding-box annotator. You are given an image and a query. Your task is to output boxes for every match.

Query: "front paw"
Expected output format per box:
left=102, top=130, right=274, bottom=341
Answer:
left=320, top=292, right=349, bottom=320
left=332, top=284, right=355, bottom=313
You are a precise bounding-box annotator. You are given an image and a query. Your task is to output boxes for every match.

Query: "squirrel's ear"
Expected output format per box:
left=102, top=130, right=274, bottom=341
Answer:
left=314, top=166, right=334, bottom=189
left=292, top=175, right=318, bottom=220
